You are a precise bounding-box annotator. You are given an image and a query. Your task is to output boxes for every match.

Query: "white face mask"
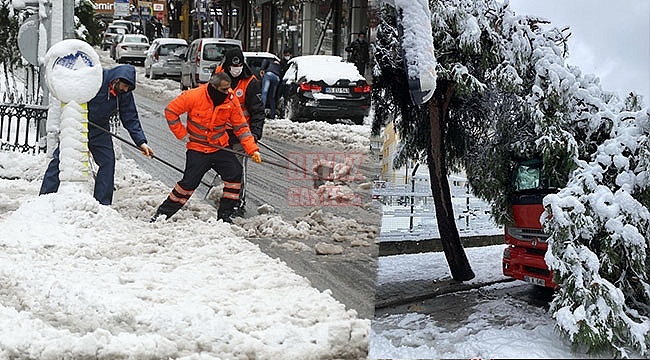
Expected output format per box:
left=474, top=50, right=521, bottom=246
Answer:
left=284, top=55, right=291, bottom=60
left=229, top=66, right=243, bottom=77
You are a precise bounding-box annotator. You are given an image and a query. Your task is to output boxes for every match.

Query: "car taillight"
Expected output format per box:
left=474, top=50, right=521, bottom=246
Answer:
left=154, top=51, right=159, bottom=61
left=353, top=84, right=371, bottom=93
left=299, top=82, right=321, bottom=92
left=120, top=45, right=128, bottom=50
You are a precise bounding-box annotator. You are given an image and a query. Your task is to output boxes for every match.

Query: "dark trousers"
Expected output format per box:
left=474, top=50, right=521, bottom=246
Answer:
left=355, top=62, right=366, bottom=77
left=40, top=131, right=116, bottom=205
left=156, top=149, right=242, bottom=218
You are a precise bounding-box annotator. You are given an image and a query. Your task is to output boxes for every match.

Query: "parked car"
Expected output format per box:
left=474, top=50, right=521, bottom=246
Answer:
left=144, top=38, right=188, bottom=79
left=279, top=55, right=371, bottom=125
left=111, top=19, right=135, bottom=34
left=114, top=34, right=150, bottom=65
left=101, top=25, right=128, bottom=51
left=243, top=51, right=280, bottom=79
left=179, top=37, right=242, bottom=90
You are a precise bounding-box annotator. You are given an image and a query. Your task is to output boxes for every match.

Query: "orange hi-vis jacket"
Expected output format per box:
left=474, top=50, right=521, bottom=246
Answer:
left=214, top=64, right=256, bottom=122
left=164, top=84, right=259, bottom=155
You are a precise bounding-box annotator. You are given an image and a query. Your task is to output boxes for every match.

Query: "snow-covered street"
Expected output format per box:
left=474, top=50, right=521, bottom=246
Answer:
left=370, top=246, right=644, bottom=359
left=0, top=151, right=369, bottom=359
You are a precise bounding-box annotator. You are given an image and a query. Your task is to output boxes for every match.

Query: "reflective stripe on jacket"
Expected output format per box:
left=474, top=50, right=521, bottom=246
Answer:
left=164, top=84, right=259, bottom=155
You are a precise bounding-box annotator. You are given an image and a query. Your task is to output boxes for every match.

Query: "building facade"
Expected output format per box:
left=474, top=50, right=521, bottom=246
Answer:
left=94, top=0, right=369, bottom=59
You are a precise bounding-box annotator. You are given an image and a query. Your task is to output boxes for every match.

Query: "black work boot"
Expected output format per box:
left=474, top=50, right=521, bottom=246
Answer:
left=217, top=198, right=239, bottom=223
left=233, top=199, right=246, bottom=218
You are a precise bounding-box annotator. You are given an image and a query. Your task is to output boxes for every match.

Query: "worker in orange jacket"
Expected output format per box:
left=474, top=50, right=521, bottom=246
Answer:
left=213, top=47, right=265, bottom=140
left=213, top=48, right=265, bottom=216
left=151, top=72, right=262, bottom=223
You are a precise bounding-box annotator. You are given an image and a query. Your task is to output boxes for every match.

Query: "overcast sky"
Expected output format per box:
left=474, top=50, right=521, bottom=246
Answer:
left=508, top=0, right=650, bottom=104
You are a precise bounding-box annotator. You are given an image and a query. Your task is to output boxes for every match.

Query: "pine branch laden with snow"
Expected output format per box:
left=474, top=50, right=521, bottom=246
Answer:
left=542, top=109, right=650, bottom=357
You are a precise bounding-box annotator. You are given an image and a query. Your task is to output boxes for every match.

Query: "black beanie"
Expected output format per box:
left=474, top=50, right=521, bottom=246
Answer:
left=222, top=48, right=245, bottom=69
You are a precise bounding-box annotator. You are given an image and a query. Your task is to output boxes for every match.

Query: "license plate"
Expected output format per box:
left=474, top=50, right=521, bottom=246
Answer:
left=325, top=87, right=349, bottom=94
left=524, top=275, right=545, bottom=286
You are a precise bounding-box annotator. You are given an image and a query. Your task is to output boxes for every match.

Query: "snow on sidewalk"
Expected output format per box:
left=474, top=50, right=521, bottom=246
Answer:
left=0, top=151, right=369, bottom=359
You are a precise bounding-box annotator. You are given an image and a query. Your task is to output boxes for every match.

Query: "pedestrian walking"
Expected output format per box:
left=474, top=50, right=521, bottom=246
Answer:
left=39, top=64, right=154, bottom=205
left=345, top=32, right=369, bottom=77
left=151, top=72, right=262, bottom=223
left=213, top=47, right=265, bottom=215
left=276, top=47, right=293, bottom=105
left=260, top=56, right=283, bottom=119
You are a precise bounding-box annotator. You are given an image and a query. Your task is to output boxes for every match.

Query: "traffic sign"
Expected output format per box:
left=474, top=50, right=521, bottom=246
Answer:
left=44, top=39, right=102, bottom=104
left=114, top=0, right=130, bottom=17
left=17, top=14, right=39, bottom=66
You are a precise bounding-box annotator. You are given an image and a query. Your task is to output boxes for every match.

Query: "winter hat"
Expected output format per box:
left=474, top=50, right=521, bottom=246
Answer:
left=222, top=47, right=245, bottom=68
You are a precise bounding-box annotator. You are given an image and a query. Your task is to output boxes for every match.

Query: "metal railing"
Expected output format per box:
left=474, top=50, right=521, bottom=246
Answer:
left=0, top=103, right=47, bottom=154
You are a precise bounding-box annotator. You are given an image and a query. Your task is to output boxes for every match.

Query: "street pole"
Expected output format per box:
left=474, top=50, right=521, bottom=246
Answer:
left=62, top=0, right=75, bottom=40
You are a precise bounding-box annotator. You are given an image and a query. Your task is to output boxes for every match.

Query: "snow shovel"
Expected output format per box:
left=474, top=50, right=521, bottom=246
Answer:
left=87, top=120, right=213, bottom=189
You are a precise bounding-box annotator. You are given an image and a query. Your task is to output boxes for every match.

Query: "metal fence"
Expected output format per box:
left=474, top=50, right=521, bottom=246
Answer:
left=0, top=103, right=47, bottom=154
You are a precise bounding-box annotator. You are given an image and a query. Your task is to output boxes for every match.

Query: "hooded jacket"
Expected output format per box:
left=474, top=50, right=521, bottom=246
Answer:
left=164, top=83, right=259, bottom=156
left=214, top=48, right=265, bottom=141
left=88, top=65, right=147, bottom=147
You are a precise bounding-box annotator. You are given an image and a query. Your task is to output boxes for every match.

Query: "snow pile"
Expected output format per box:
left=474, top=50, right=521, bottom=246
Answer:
left=0, top=151, right=369, bottom=359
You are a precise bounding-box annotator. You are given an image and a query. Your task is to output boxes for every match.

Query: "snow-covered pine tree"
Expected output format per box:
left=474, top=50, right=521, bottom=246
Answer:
left=75, top=0, right=104, bottom=46
left=446, top=2, right=650, bottom=355
left=436, top=1, right=650, bottom=356
left=543, top=110, right=650, bottom=357
left=374, top=0, right=650, bottom=355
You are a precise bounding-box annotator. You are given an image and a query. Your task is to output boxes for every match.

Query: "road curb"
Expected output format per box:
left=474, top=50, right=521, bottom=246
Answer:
left=378, top=234, right=504, bottom=257
left=375, top=278, right=515, bottom=310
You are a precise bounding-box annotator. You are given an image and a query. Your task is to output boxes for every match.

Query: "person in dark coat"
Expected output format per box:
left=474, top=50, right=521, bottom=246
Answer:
left=39, top=64, right=154, bottom=205
left=276, top=48, right=293, bottom=105
left=345, top=32, right=369, bottom=76
left=259, top=56, right=283, bottom=119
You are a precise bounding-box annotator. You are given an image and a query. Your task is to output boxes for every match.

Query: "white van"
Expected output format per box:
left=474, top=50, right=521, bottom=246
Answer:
left=179, top=37, right=242, bottom=90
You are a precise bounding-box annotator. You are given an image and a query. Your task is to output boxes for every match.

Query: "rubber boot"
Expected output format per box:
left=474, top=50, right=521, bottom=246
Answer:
left=217, top=198, right=239, bottom=223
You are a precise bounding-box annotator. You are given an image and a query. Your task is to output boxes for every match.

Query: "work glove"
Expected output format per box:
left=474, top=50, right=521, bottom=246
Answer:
left=251, top=151, right=262, bottom=164
left=140, top=143, right=154, bottom=158
left=182, top=134, right=190, bottom=143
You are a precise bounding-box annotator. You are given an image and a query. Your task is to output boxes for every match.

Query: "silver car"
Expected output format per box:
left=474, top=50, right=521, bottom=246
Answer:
left=114, top=34, right=150, bottom=65
left=144, top=38, right=188, bottom=79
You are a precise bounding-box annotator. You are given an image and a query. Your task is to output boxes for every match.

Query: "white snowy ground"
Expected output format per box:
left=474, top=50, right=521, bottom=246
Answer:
left=0, top=47, right=382, bottom=359
left=370, top=246, right=643, bottom=359
left=0, top=150, right=374, bottom=359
